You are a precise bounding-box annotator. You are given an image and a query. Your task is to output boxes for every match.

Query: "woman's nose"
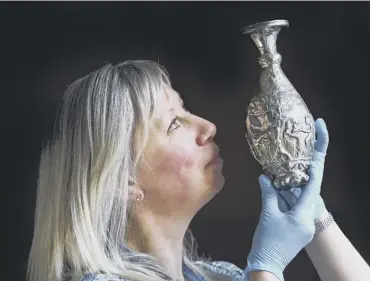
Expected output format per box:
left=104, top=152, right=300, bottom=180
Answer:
left=196, top=118, right=217, bottom=146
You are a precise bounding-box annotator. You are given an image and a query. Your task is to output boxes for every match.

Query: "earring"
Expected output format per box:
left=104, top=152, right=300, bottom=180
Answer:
left=135, top=194, right=141, bottom=201
left=132, top=193, right=143, bottom=202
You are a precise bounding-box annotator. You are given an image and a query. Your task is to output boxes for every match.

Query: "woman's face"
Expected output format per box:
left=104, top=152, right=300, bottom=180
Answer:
left=136, top=86, right=224, bottom=218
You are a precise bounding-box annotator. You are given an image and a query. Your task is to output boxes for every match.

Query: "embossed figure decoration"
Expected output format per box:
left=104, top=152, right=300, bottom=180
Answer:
left=242, top=20, right=315, bottom=190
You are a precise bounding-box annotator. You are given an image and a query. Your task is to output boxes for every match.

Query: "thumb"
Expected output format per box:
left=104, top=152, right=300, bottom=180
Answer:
left=314, top=118, right=329, bottom=154
left=292, top=164, right=321, bottom=214
left=258, top=175, right=279, bottom=213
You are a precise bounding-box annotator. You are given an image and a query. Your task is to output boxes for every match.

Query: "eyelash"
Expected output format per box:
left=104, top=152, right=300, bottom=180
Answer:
left=167, top=117, right=181, bottom=134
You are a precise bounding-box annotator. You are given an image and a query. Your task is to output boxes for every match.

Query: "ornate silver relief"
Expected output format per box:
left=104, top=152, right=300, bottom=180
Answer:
left=243, top=20, right=315, bottom=190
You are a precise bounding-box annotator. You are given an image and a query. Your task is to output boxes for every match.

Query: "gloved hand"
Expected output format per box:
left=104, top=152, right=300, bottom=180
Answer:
left=246, top=118, right=329, bottom=281
left=278, top=118, right=329, bottom=223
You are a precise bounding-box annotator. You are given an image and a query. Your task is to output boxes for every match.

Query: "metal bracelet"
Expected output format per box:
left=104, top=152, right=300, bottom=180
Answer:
left=315, top=212, right=335, bottom=234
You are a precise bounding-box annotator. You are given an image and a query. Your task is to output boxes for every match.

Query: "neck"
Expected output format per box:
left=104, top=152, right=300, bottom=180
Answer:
left=127, top=210, right=192, bottom=281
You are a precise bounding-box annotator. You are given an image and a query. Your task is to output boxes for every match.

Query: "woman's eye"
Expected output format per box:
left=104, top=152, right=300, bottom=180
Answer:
left=167, top=117, right=181, bottom=134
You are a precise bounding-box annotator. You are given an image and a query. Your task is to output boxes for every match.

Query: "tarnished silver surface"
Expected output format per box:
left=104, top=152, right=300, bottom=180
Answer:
left=243, top=20, right=315, bottom=190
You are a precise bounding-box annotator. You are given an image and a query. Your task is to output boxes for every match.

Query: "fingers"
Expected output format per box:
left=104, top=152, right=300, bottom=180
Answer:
left=314, top=118, right=329, bottom=156
left=278, top=188, right=300, bottom=209
left=277, top=196, right=290, bottom=212
left=292, top=118, right=328, bottom=214
left=277, top=190, right=291, bottom=212
left=259, top=175, right=279, bottom=214
left=292, top=161, right=323, bottom=213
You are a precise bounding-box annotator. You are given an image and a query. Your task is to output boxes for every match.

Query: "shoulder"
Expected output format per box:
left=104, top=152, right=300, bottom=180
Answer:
left=78, top=272, right=128, bottom=281
left=195, top=260, right=246, bottom=281
left=76, top=262, right=247, bottom=281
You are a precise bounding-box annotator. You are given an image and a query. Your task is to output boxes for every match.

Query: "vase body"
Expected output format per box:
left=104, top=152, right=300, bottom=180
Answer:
left=243, top=20, right=315, bottom=190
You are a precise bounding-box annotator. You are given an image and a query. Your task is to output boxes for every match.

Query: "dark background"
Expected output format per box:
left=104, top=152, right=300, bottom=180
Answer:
left=0, top=2, right=369, bottom=281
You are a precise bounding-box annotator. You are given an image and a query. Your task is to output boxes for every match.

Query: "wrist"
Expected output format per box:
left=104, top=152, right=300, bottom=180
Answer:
left=314, top=212, right=335, bottom=234
left=314, top=207, right=329, bottom=224
left=246, top=259, right=284, bottom=281
left=249, top=271, right=281, bottom=281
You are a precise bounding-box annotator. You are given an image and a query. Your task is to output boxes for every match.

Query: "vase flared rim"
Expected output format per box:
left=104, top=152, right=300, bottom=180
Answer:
left=242, top=19, right=289, bottom=35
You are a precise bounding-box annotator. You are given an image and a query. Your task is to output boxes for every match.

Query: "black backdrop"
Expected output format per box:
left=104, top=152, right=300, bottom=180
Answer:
left=0, top=2, right=369, bottom=281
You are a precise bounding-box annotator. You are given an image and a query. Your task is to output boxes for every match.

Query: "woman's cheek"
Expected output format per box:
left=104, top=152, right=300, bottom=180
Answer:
left=162, top=147, right=196, bottom=176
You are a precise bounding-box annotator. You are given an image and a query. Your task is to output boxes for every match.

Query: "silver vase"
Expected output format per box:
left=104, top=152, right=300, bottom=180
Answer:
left=243, top=19, right=315, bottom=190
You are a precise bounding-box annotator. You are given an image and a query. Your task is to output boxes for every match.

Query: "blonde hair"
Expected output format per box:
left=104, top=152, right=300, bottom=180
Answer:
left=27, top=61, right=213, bottom=281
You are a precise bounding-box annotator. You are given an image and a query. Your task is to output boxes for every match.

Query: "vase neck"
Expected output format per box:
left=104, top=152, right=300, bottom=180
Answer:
left=258, top=53, right=282, bottom=68
left=243, top=20, right=288, bottom=68
left=250, top=27, right=281, bottom=56
left=250, top=28, right=283, bottom=68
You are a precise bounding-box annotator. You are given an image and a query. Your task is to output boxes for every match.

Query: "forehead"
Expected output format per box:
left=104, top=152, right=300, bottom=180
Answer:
left=164, top=86, right=183, bottom=106
left=152, top=86, right=183, bottom=128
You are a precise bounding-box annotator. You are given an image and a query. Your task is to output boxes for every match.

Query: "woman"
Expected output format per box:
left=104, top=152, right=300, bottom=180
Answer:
left=27, top=61, right=369, bottom=281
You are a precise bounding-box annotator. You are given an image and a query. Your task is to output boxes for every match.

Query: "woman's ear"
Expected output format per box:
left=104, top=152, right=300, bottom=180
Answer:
left=128, top=179, right=144, bottom=202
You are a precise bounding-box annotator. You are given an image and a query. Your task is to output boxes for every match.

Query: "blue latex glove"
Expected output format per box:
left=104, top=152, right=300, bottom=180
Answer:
left=278, top=118, right=329, bottom=222
left=246, top=118, right=329, bottom=281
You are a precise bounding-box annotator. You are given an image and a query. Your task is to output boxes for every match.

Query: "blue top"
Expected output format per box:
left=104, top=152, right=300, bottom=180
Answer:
left=80, top=260, right=247, bottom=281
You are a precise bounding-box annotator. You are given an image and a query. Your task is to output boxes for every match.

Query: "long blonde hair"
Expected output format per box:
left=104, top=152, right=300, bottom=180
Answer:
left=27, top=61, right=212, bottom=281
